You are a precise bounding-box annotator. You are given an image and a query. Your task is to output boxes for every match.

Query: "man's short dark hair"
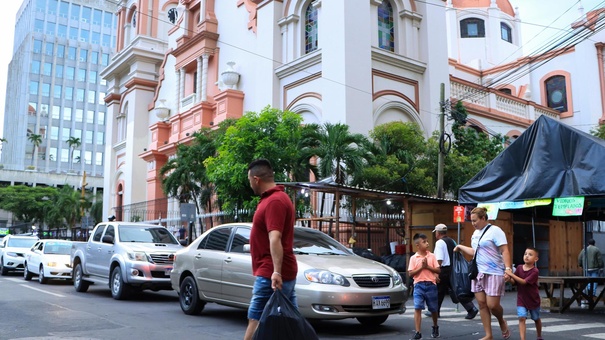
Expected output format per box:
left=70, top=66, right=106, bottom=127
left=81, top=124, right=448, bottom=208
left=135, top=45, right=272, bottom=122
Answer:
left=248, top=159, right=274, bottom=179
left=588, top=239, right=596, bottom=246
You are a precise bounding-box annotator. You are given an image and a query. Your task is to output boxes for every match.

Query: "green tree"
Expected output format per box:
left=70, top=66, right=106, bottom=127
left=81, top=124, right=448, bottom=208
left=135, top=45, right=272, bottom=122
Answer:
left=66, top=136, right=81, bottom=171
left=205, top=107, right=309, bottom=210
left=27, top=134, right=42, bottom=166
left=304, top=122, right=373, bottom=185
left=0, top=185, right=57, bottom=224
left=590, top=124, right=605, bottom=140
left=45, top=185, right=91, bottom=230
left=358, top=122, right=434, bottom=195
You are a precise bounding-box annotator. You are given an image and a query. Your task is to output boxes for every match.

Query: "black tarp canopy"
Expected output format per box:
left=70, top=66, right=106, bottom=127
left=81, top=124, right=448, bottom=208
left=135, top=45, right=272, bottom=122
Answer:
left=458, top=115, right=605, bottom=220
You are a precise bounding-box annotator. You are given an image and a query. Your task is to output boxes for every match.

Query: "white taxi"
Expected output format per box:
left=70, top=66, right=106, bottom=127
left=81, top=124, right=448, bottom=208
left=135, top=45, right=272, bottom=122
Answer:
left=24, top=239, right=73, bottom=284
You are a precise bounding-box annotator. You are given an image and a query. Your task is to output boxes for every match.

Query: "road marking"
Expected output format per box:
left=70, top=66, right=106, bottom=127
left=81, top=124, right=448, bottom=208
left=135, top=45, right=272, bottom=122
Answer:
left=583, top=334, right=605, bottom=339
left=20, top=284, right=65, bottom=297
left=6, top=278, right=25, bottom=283
left=535, top=323, right=605, bottom=332
left=495, top=317, right=569, bottom=326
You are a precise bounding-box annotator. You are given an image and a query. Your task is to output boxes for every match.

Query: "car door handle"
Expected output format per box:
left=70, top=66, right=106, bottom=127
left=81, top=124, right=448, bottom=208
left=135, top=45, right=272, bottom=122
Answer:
left=224, top=257, right=232, bottom=263
left=194, top=254, right=202, bottom=259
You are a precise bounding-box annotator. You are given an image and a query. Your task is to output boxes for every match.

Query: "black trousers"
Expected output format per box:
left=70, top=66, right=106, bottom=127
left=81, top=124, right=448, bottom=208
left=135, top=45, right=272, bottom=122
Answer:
left=437, top=266, right=476, bottom=312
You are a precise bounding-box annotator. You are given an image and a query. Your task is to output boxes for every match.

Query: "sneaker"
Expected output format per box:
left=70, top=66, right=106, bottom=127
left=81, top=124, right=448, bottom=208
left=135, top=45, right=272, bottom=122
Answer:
left=424, top=310, right=432, bottom=317
left=465, top=307, right=479, bottom=319
left=410, top=331, right=422, bottom=340
left=431, top=326, right=440, bottom=338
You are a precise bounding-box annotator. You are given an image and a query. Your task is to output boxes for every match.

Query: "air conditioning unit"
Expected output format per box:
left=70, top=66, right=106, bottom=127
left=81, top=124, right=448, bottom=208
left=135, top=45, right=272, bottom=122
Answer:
left=79, top=38, right=86, bottom=42
left=81, top=18, right=87, bottom=23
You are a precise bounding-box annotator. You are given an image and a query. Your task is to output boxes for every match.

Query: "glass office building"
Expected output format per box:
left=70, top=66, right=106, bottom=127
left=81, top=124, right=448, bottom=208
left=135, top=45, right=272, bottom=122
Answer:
left=1, top=0, right=117, bottom=176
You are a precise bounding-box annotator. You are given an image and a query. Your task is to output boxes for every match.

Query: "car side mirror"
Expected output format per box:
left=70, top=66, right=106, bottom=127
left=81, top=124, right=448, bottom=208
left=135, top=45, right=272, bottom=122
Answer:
left=102, top=235, right=114, bottom=244
left=243, top=244, right=250, bottom=253
left=179, top=239, right=188, bottom=246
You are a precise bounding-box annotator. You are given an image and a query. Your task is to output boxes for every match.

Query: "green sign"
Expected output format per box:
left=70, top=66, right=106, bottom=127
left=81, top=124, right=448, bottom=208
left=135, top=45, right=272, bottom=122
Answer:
left=0, top=228, right=8, bottom=235
left=552, top=196, right=585, bottom=216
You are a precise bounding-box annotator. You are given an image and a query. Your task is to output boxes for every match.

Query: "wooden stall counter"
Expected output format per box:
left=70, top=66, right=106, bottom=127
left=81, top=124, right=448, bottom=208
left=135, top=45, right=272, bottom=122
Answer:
left=538, top=276, right=605, bottom=313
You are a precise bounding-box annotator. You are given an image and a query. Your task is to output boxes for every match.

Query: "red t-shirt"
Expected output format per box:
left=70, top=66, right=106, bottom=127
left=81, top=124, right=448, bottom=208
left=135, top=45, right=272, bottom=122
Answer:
left=250, top=185, right=298, bottom=281
left=515, top=265, right=540, bottom=310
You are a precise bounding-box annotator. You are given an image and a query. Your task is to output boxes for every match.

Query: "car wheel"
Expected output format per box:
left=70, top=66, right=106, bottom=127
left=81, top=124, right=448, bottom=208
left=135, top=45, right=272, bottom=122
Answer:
left=38, top=265, right=48, bottom=284
left=24, top=263, right=33, bottom=280
left=110, top=266, right=131, bottom=300
left=0, top=257, right=8, bottom=275
left=73, top=263, right=90, bottom=292
left=356, top=315, right=389, bottom=327
left=179, top=276, right=206, bottom=315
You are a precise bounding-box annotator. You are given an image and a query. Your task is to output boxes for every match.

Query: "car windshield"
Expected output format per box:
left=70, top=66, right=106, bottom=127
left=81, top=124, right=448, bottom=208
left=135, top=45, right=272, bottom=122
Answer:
left=7, top=238, right=38, bottom=248
left=118, top=226, right=179, bottom=244
left=293, top=228, right=350, bottom=255
left=43, top=242, right=72, bottom=255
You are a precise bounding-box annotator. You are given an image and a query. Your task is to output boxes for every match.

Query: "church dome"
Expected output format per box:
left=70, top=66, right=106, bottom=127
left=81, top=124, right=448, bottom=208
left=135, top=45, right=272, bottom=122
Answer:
left=451, top=0, right=515, bottom=17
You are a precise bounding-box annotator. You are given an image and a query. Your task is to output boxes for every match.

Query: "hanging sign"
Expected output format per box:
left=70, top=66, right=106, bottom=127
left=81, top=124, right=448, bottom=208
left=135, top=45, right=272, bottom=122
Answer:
left=477, top=203, right=499, bottom=220
left=552, top=196, right=585, bottom=216
left=453, top=205, right=465, bottom=223
left=499, top=199, right=551, bottom=210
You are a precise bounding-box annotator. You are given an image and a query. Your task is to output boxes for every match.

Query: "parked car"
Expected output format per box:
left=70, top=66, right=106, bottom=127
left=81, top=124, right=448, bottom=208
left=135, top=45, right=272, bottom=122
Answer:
left=170, top=223, right=408, bottom=326
left=71, top=222, right=184, bottom=300
left=24, top=239, right=73, bottom=283
left=0, top=234, right=39, bottom=275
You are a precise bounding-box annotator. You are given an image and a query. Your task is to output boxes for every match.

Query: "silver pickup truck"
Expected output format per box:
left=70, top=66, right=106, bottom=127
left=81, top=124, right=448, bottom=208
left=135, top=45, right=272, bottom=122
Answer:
left=71, top=222, right=184, bottom=300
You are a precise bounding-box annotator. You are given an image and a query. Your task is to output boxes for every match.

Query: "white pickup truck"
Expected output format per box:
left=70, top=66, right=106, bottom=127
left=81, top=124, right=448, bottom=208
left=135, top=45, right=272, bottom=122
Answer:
left=71, top=222, right=184, bottom=300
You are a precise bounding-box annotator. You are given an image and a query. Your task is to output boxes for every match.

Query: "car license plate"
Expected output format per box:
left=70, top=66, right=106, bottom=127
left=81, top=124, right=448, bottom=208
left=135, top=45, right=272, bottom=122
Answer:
left=372, top=296, right=390, bottom=309
left=165, top=268, right=172, bottom=276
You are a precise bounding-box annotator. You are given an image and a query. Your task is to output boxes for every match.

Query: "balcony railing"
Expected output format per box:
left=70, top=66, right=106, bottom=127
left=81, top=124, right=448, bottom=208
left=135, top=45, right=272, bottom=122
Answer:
left=450, top=79, right=559, bottom=121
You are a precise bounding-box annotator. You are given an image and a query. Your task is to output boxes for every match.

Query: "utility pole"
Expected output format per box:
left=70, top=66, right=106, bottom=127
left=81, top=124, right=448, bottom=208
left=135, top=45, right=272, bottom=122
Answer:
left=437, top=83, right=445, bottom=199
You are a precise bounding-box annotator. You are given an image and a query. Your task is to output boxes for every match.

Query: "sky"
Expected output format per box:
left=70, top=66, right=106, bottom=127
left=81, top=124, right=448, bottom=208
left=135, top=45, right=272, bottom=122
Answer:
left=0, top=0, right=601, bottom=142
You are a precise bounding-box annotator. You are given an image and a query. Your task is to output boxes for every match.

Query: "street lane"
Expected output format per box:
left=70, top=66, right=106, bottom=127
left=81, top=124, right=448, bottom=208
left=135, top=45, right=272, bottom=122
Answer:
left=1, top=273, right=605, bottom=339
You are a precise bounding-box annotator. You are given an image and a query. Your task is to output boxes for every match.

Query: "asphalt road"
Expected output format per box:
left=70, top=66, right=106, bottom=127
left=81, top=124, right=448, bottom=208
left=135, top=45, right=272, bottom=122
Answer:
left=1, top=273, right=604, bottom=340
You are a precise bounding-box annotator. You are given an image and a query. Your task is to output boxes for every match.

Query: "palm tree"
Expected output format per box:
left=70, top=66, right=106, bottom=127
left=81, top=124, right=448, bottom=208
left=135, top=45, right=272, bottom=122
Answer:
left=307, top=122, right=373, bottom=184
left=27, top=134, right=42, bottom=167
left=66, top=136, right=81, bottom=171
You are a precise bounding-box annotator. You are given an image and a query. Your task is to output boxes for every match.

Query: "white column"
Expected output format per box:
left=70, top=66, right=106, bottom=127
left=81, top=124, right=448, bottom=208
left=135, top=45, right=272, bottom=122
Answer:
left=175, top=69, right=181, bottom=112
left=196, top=56, right=202, bottom=103
left=201, top=54, right=209, bottom=102
left=179, top=68, right=185, bottom=110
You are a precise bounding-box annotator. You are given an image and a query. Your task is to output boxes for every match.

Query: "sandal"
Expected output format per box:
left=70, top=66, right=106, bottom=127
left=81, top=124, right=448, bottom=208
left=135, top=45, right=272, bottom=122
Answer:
left=502, top=329, right=511, bottom=340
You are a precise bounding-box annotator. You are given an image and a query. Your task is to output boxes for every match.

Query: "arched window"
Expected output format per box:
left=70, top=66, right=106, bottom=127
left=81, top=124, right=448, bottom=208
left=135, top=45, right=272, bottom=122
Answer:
left=378, top=1, right=394, bottom=52
left=501, top=22, right=512, bottom=43
left=545, top=75, right=568, bottom=112
left=460, top=18, right=485, bottom=38
left=304, top=3, right=318, bottom=54
left=499, top=88, right=512, bottom=95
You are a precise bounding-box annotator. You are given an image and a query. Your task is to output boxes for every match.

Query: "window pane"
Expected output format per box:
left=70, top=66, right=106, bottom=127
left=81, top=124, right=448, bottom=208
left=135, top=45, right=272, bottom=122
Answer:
left=76, top=109, right=83, bottom=122
left=50, top=147, right=57, bottom=161
left=91, top=51, right=99, bottom=64
left=78, top=68, right=86, bottom=81
left=31, top=61, right=40, bottom=74
left=82, top=6, right=91, bottom=22
left=89, top=70, right=97, bottom=84
left=77, top=89, right=85, bottom=102
left=30, top=81, right=39, bottom=95
left=43, top=62, right=52, bottom=76
left=68, top=47, right=76, bottom=60
left=71, top=4, right=80, bottom=20
left=98, top=111, right=105, bottom=125
left=53, top=85, right=62, bottom=99
left=62, top=128, right=70, bottom=141
left=80, top=49, right=88, bottom=62
left=304, top=4, right=318, bottom=54
left=50, top=126, right=59, bottom=140
left=35, top=19, right=44, bottom=32
left=97, top=131, right=104, bottom=144
left=45, top=42, right=54, bottom=56
left=55, top=64, right=63, bottom=78
left=96, top=152, right=103, bottom=165
left=88, top=91, right=96, bottom=104
left=87, top=110, right=95, bottom=123
left=64, top=107, right=72, bottom=120
left=377, top=1, right=394, bottom=52
left=59, top=1, right=69, bottom=17
left=61, top=148, right=69, bottom=162
left=546, top=75, right=568, bottom=112
left=85, top=151, right=92, bottom=164
left=46, top=22, right=56, bottom=35
left=80, top=29, right=89, bottom=43
left=52, top=106, right=60, bottom=119
left=65, top=87, right=73, bottom=100
left=42, top=83, right=51, bottom=97
left=101, top=53, right=109, bottom=66
left=33, top=40, right=42, bottom=53
left=66, top=67, right=75, bottom=80
left=36, top=0, right=46, bottom=12
left=57, top=44, right=65, bottom=57
left=69, top=26, right=79, bottom=40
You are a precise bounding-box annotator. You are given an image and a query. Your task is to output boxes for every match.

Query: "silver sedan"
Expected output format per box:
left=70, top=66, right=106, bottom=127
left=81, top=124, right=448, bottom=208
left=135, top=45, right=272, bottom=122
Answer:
left=170, top=223, right=408, bottom=326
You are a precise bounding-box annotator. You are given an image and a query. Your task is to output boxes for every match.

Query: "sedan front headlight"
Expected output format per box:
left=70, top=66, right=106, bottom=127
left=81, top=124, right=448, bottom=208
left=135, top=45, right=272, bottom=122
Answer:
left=127, top=251, right=149, bottom=262
left=304, top=269, right=350, bottom=286
left=392, top=271, right=403, bottom=286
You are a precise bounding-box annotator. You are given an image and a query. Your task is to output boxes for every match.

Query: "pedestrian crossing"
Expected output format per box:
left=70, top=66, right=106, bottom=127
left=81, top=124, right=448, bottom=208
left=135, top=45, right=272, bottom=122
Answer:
left=396, top=307, right=605, bottom=338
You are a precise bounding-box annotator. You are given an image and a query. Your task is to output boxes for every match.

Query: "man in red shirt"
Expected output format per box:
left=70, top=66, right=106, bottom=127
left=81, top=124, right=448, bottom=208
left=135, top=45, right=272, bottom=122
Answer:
left=243, top=159, right=298, bottom=340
